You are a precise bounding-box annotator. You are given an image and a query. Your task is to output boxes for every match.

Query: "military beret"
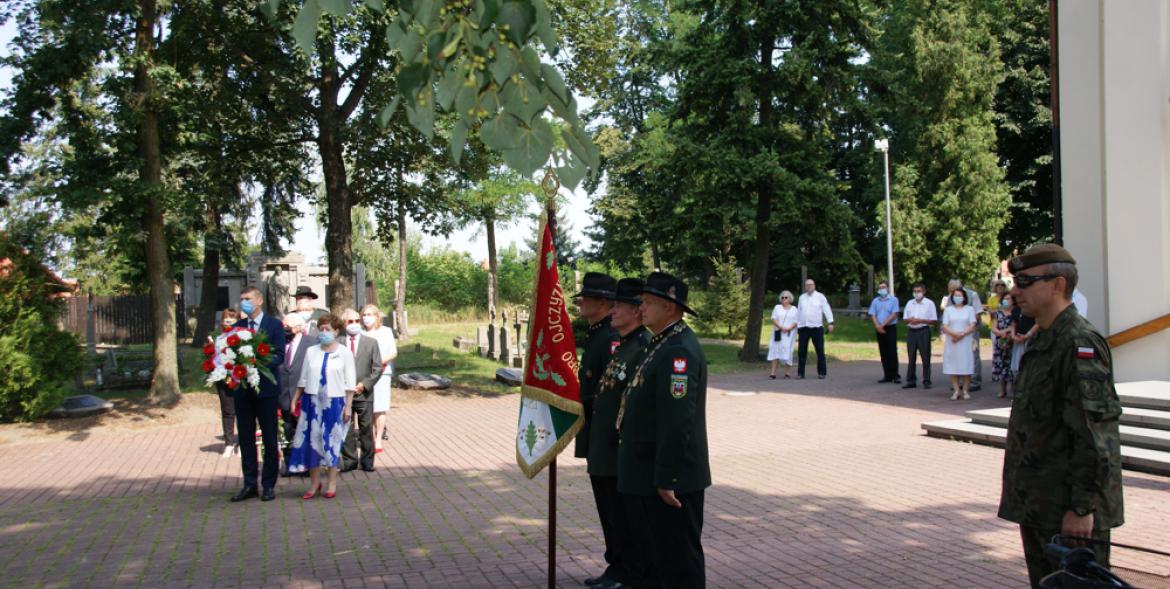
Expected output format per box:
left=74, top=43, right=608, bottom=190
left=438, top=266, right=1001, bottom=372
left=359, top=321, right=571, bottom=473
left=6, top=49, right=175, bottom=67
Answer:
left=1009, top=243, right=1077, bottom=273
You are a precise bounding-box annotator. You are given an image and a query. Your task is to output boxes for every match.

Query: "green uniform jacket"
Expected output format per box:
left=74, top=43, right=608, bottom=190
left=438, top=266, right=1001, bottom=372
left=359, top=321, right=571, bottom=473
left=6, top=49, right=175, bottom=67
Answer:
left=998, top=305, right=1125, bottom=530
left=575, top=316, right=619, bottom=458
left=587, top=327, right=650, bottom=477
left=616, top=321, right=711, bottom=496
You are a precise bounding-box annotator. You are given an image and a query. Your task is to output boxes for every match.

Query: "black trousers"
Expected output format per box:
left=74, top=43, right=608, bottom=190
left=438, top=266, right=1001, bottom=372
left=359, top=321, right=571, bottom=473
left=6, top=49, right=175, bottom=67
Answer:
left=905, top=327, right=932, bottom=384
left=590, top=475, right=648, bottom=586
left=875, top=324, right=900, bottom=380
left=1019, top=525, right=1110, bottom=589
left=797, top=327, right=827, bottom=377
left=216, top=383, right=237, bottom=446
left=234, top=393, right=279, bottom=491
left=342, top=394, right=374, bottom=469
left=641, top=490, right=705, bottom=589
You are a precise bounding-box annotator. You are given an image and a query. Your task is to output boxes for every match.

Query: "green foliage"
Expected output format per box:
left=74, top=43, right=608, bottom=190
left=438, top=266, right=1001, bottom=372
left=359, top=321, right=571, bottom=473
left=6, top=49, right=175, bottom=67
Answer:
left=0, top=241, right=83, bottom=421
left=870, top=0, right=1012, bottom=291
left=693, top=257, right=750, bottom=339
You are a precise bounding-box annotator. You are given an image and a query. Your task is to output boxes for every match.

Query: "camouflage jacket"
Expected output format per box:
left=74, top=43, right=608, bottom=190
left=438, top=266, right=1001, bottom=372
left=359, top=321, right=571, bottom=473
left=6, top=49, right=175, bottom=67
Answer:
left=998, top=305, right=1124, bottom=530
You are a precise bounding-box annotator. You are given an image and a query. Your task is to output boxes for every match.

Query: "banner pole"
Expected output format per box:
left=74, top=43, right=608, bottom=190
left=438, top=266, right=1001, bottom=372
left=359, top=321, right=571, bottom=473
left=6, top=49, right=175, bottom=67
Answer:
left=548, top=457, right=557, bottom=589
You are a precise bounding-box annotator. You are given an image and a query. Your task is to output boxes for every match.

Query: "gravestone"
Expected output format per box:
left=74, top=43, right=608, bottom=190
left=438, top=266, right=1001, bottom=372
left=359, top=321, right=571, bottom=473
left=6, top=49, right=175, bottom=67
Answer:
left=476, top=326, right=489, bottom=356
left=487, top=324, right=496, bottom=359
left=51, top=394, right=113, bottom=418
left=495, top=368, right=523, bottom=387
left=498, top=326, right=510, bottom=363
left=848, top=283, right=861, bottom=310
left=452, top=337, right=475, bottom=352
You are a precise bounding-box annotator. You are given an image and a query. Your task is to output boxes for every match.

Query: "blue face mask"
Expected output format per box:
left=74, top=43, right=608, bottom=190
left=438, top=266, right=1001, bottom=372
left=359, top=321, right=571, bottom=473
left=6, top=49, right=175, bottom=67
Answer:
left=878, top=288, right=888, bottom=297
left=318, top=331, right=335, bottom=345
left=240, top=299, right=255, bottom=315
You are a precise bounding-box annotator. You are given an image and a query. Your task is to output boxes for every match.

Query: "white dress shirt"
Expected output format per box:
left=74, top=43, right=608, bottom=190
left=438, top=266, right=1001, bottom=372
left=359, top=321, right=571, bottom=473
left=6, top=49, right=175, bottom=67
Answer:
left=797, top=291, right=834, bottom=328
left=298, top=345, right=356, bottom=398
left=902, top=297, right=938, bottom=329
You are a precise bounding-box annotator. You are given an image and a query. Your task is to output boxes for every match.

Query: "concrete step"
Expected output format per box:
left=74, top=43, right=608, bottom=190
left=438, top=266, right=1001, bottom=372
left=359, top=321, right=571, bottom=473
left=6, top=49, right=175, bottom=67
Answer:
left=967, top=406, right=1170, bottom=432
left=921, top=419, right=1170, bottom=475
left=1116, top=381, right=1170, bottom=411
left=921, top=421, right=1170, bottom=477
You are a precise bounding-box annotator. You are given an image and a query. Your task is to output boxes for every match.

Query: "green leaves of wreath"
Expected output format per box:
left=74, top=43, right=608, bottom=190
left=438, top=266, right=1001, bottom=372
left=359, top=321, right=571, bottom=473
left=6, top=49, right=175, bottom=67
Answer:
left=530, top=330, right=566, bottom=386
left=266, top=0, right=599, bottom=187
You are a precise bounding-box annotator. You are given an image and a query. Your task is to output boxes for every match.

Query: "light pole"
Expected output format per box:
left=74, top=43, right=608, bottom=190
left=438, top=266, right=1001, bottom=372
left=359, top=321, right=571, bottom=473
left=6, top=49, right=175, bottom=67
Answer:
left=875, top=138, right=894, bottom=293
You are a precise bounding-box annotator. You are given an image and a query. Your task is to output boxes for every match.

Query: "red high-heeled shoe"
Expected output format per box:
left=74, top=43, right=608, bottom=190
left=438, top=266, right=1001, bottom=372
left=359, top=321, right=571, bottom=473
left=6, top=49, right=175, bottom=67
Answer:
left=302, top=484, right=322, bottom=500
left=323, top=490, right=337, bottom=499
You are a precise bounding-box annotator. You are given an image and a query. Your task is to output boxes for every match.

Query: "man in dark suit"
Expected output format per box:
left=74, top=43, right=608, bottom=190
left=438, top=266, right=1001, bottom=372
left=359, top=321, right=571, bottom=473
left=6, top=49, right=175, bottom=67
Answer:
left=340, top=308, right=383, bottom=472
left=585, top=278, right=653, bottom=589
left=231, top=286, right=286, bottom=502
left=617, top=272, right=710, bottom=588
left=573, top=272, right=618, bottom=462
left=279, top=312, right=313, bottom=477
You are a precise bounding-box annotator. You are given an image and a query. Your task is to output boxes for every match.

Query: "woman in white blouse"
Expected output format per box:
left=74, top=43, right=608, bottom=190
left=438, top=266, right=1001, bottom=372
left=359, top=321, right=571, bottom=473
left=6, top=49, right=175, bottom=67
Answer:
left=289, top=314, right=356, bottom=499
left=767, top=291, right=799, bottom=379
left=361, top=304, right=398, bottom=453
left=941, top=288, right=978, bottom=400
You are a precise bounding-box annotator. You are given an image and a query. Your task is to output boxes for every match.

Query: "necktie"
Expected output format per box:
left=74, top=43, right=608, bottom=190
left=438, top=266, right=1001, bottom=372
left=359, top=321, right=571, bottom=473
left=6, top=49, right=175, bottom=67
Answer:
left=285, top=337, right=294, bottom=368
left=249, top=319, right=256, bottom=330
left=350, top=336, right=356, bottom=354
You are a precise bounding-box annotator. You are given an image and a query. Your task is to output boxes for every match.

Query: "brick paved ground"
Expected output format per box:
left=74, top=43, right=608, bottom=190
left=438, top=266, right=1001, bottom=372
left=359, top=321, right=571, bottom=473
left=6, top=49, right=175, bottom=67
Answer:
left=0, top=355, right=1167, bottom=589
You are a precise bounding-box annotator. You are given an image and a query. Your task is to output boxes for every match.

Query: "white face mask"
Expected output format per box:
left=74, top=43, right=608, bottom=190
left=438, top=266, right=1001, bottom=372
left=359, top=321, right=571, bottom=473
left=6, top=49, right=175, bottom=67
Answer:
left=914, top=292, right=924, bottom=301
left=362, top=315, right=377, bottom=327
left=299, top=310, right=313, bottom=321
left=953, top=296, right=965, bottom=305
left=345, top=323, right=362, bottom=336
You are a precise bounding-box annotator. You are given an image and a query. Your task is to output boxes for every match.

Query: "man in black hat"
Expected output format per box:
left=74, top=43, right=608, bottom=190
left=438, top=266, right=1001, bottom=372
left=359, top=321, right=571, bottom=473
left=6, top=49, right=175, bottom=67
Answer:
left=573, top=272, right=619, bottom=463
left=584, top=278, right=654, bottom=589
left=292, top=286, right=327, bottom=335
left=616, top=272, right=710, bottom=589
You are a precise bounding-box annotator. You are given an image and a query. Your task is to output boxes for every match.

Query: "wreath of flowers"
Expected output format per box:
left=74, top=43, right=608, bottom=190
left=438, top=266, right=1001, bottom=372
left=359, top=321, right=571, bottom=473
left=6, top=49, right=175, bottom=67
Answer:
left=202, top=327, right=276, bottom=390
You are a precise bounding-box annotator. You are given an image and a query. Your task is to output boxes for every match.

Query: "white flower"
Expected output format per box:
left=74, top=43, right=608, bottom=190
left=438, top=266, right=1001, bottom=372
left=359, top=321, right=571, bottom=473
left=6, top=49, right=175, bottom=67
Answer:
left=222, top=348, right=237, bottom=361
left=238, top=345, right=254, bottom=358
left=247, top=367, right=260, bottom=388
left=206, top=366, right=227, bottom=385
left=237, top=330, right=253, bottom=341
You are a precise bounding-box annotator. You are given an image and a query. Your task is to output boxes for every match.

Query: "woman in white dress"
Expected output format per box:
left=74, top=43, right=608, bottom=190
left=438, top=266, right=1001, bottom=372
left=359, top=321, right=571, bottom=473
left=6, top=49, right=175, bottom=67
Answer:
left=361, top=304, right=397, bottom=453
left=941, top=288, right=978, bottom=400
left=768, top=291, right=799, bottom=379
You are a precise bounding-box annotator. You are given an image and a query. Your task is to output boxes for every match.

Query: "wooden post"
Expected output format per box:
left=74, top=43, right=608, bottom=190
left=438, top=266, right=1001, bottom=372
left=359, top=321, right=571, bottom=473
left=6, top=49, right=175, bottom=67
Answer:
left=548, top=458, right=557, bottom=589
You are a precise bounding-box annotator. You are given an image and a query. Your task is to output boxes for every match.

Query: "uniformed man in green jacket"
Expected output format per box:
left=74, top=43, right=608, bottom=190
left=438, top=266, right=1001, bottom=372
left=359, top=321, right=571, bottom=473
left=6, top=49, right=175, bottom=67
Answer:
left=583, top=278, right=653, bottom=589
left=573, top=272, right=619, bottom=462
left=998, top=244, right=1124, bottom=588
left=617, top=272, right=710, bottom=589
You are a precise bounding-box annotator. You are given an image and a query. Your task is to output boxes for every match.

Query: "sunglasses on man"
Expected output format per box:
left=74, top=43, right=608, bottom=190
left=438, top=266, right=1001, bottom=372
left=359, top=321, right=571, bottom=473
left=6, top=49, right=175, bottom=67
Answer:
left=1014, top=273, right=1060, bottom=288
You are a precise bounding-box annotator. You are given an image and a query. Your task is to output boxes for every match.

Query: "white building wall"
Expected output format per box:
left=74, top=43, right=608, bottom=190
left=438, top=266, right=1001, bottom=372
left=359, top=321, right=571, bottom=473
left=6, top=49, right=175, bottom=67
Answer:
left=1060, top=0, right=1170, bottom=381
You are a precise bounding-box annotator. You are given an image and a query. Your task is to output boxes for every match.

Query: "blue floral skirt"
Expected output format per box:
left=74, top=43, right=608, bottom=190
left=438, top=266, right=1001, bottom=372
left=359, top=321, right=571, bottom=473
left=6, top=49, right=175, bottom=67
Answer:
left=288, top=394, right=347, bottom=472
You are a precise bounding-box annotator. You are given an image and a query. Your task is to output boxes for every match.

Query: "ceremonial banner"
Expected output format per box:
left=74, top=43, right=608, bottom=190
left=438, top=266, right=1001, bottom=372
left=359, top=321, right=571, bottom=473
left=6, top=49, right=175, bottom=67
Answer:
left=516, top=209, right=583, bottom=479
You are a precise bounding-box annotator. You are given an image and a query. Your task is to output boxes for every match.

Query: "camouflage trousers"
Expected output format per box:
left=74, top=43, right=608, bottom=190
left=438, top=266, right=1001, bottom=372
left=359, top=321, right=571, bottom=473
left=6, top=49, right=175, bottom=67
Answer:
left=1019, top=525, right=1111, bottom=589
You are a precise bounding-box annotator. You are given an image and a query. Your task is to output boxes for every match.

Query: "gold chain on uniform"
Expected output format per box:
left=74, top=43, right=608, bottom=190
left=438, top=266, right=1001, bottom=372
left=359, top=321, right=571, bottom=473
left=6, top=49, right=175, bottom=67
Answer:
left=615, top=321, right=687, bottom=430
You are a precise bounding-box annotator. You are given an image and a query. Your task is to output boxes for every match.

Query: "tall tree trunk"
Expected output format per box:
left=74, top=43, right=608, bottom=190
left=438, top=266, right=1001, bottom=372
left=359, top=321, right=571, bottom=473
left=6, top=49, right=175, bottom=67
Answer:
left=191, top=201, right=222, bottom=346
left=650, top=240, right=661, bottom=270
left=395, top=196, right=409, bottom=340
left=486, top=215, right=499, bottom=314
left=739, top=37, right=775, bottom=363
left=318, top=113, right=354, bottom=314
left=136, top=0, right=179, bottom=403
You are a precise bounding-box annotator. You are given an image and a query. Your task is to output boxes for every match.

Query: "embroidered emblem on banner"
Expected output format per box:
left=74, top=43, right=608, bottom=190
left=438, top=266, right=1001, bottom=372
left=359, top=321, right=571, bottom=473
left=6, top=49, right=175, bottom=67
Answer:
left=670, top=375, right=688, bottom=399
left=1076, top=347, right=1096, bottom=360
left=673, top=358, right=687, bottom=374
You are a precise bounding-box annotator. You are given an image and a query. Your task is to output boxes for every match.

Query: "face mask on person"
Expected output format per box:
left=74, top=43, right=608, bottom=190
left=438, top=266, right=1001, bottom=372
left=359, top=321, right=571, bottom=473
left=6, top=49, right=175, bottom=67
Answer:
left=1001, top=299, right=1011, bottom=308
left=878, top=288, right=888, bottom=297
left=299, top=310, right=313, bottom=321
left=345, top=323, right=362, bottom=336
left=953, top=295, right=965, bottom=305
left=913, top=292, right=924, bottom=301
left=362, top=315, right=377, bottom=328
left=240, top=299, right=255, bottom=315
left=318, top=330, right=335, bottom=345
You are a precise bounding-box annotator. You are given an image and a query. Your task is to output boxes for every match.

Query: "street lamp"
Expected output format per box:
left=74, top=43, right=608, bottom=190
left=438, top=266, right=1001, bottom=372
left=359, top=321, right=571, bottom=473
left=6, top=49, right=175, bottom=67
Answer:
left=874, top=138, right=894, bottom=293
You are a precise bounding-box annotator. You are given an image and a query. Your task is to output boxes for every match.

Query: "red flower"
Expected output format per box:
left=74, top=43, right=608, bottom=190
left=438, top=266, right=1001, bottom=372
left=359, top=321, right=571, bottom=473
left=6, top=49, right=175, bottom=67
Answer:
left=256, top=343, right=270, bottom=357
left=202, top=343, right=215, bottom=356
left=224, top=362, right=234, bottom=371
left=232, top=365, right=248, bottom=379
left=226, top=334, right=240, bottom=347
left=226, top=378, right=238, bottom=390
left=201, top=359, right=215, bottom=373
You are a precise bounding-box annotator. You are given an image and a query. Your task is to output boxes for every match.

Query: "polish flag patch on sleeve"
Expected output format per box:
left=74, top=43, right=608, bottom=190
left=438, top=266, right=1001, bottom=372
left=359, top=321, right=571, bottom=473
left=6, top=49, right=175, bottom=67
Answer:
left=1076, top=347, right=1096, bottom=359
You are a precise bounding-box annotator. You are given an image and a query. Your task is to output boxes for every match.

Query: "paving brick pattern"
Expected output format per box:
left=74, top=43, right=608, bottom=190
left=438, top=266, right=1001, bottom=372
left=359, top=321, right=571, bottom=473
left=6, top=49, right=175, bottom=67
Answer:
left=1, top=357, right=1167, bottom=588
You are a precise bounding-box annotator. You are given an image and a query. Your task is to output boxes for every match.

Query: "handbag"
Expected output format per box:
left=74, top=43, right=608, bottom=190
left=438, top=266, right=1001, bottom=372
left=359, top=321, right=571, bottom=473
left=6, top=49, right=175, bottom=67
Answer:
left=773, top=329, right=783, bottom=342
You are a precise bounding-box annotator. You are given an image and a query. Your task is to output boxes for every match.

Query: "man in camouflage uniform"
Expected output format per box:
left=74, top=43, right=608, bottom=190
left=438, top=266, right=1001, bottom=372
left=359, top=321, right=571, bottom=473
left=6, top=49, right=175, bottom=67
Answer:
left=584, top=278, right=654, bottom=589
left=617, top=272, right=710, bottom=589
left=998, top=244, right=1124, bottom=588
